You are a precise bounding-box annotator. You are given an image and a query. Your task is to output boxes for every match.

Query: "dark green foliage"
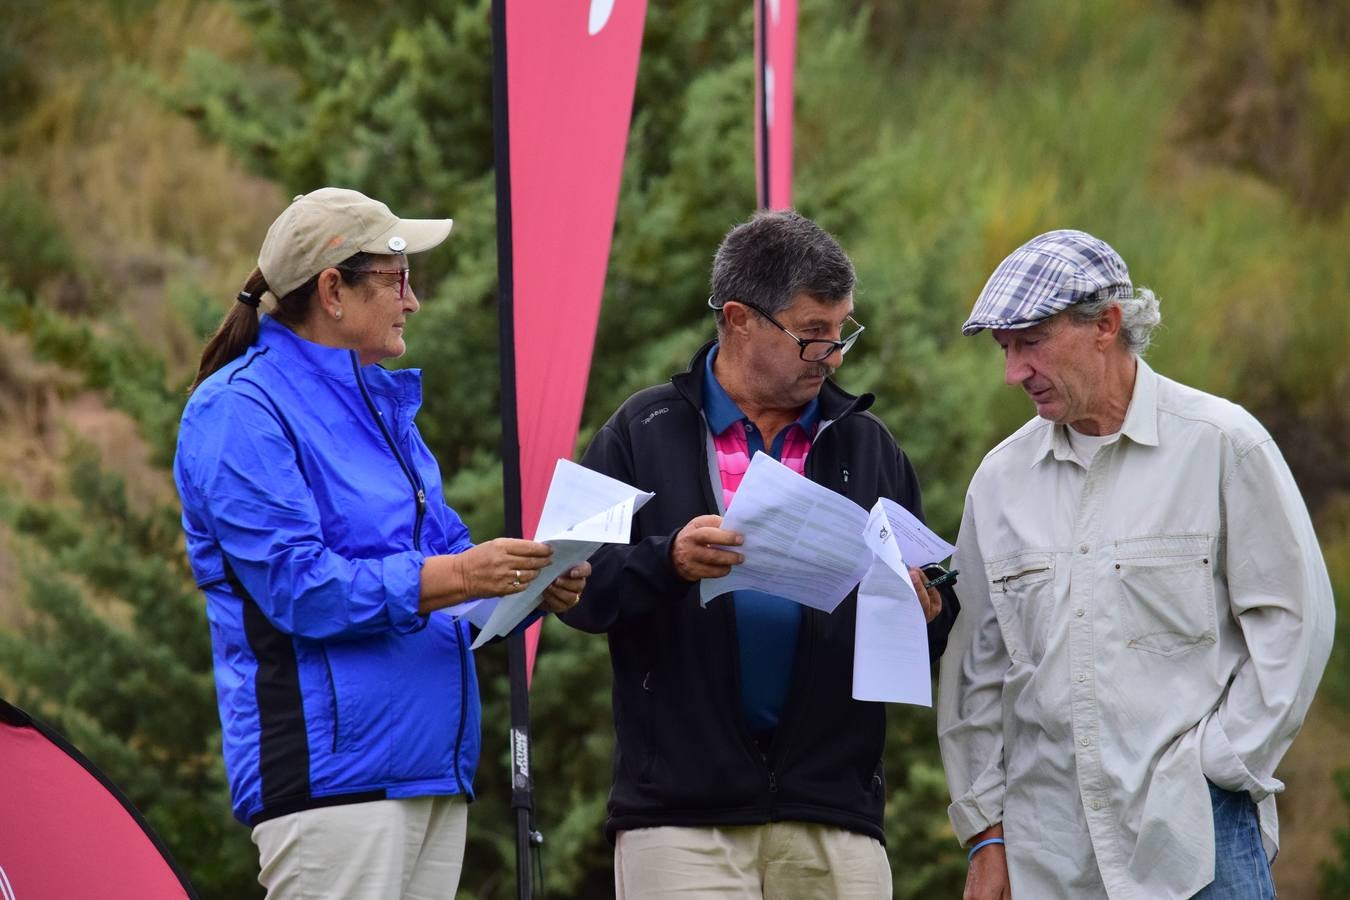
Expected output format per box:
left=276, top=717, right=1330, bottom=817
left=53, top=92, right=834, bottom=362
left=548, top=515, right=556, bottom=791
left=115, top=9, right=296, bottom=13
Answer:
left=0, top=179, right=79, bottom=298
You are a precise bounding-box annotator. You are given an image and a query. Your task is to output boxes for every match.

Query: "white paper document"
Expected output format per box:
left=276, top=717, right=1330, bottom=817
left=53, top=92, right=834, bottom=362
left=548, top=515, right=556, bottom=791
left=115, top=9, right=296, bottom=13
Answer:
left=457, top=459, right=653, bottom=648
left=448, top=597, right=497, bottom=632
left=874, top=496, right=956, bottom=568
left=852, top=499, right=932, bottom=706
left=699, top=453, right=872, bottom=613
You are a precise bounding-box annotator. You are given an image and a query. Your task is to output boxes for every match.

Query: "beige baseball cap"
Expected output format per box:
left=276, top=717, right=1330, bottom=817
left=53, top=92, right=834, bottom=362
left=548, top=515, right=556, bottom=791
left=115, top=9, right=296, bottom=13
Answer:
left=258, top=187, right=454, bottom=300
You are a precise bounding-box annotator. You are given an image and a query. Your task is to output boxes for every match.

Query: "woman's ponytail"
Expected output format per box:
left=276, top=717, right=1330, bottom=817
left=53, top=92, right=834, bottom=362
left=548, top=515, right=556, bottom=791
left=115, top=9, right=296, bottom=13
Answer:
left=187, top=269, right=268, bottom=394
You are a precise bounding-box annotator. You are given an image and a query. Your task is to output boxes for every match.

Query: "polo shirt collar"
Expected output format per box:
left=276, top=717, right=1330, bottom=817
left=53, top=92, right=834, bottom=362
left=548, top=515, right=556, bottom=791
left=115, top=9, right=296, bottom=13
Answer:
left=702, top=343, right=821, bottom=435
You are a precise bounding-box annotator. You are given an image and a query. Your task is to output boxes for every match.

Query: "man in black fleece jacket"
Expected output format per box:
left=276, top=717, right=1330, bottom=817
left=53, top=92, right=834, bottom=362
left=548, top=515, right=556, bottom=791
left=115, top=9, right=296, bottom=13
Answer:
left=561, top=210, right=958, bottom=898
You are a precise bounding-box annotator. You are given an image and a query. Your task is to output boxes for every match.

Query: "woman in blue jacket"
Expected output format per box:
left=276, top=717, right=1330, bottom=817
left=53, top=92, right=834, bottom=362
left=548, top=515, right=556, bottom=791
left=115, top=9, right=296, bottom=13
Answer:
left=174, top=187, right=587, bottom=899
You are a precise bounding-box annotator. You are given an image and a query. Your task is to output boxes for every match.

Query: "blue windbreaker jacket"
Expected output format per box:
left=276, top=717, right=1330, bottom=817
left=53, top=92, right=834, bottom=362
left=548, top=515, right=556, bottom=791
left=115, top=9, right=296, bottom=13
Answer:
left=174, top=318, right=480, bottom=825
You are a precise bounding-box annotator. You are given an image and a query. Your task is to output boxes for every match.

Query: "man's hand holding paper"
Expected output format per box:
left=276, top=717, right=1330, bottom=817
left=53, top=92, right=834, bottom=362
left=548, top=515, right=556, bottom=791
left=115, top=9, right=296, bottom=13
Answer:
left=698, top=453, right=872, bottom=612
left=672, top=515, right=745, bottom=581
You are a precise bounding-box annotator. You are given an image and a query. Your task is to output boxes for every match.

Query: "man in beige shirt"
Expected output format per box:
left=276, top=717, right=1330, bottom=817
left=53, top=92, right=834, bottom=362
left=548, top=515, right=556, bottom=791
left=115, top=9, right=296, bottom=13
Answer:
left=937, top=230, right=1335, bottom=899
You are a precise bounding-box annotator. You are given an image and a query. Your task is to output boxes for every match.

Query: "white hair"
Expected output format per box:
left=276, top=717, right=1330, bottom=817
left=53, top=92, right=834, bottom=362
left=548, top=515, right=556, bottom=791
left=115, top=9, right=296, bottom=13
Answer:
left=1066, top=287, right=1161, bottom=356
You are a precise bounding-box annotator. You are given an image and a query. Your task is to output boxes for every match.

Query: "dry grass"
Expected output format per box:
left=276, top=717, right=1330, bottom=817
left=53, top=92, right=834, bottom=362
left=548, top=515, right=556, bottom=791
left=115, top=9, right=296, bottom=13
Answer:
left=3, top=0, right=283, bottom=379
left=0, top=0, right=288, bottom=532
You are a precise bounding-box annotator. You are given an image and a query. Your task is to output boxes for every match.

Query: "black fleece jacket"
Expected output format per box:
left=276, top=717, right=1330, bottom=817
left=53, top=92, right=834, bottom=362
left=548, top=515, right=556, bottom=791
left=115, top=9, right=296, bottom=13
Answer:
left=561, top=342, right=959, bottom=843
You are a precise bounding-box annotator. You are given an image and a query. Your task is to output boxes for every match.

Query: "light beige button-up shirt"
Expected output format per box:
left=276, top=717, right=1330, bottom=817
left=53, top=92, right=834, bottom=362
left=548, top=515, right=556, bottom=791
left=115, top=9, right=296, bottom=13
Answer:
left=937, top=358, right=1335, bottom=899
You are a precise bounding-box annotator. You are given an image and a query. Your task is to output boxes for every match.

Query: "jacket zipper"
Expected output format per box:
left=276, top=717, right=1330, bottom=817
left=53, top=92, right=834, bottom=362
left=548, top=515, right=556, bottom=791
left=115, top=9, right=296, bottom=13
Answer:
left=352, top=356, right=466, bottom=790
left=351, top=356, right=426, bottom=551
left=450, top=624, right=469, bottom=794
left=759, top=426, right=836, bottom=813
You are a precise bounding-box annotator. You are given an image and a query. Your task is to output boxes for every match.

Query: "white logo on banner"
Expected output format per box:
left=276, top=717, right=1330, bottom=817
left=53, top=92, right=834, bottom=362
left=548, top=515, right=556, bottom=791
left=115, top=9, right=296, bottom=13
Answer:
left=766, top=66, right=776, bottom=127
left=0, top=862, right=17, bottom=900
left=768, top=0, right=781, bottom=25
left=588, top=0, right=615, bottom=35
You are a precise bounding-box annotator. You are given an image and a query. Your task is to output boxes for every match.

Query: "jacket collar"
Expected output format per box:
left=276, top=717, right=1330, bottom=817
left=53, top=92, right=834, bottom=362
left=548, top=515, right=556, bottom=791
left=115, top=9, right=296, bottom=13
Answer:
left=256, top=316, right=421, bottom=401
left=672, top=339, right=873, bottom=421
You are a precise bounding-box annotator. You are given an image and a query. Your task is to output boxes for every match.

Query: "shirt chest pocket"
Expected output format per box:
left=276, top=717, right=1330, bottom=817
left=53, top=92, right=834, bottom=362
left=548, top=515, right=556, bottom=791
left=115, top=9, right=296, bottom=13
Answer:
left=986, top=552, right=1056, bottom=664
left=1113, top=535, right=1217, bottom=656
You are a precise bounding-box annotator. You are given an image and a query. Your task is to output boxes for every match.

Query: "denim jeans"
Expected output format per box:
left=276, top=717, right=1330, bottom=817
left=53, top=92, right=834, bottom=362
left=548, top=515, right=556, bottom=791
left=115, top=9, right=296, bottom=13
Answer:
left=1191, top=781, right=1276, bottom=899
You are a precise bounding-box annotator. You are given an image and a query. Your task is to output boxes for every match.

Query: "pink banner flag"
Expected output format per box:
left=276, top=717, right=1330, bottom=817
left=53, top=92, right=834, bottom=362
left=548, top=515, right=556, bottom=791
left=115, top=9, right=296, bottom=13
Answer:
left=0, top=699, right=195, bottom=898
left=755, top=0, right=798, bottom=210
left=500, top=0, right=647, bottom=680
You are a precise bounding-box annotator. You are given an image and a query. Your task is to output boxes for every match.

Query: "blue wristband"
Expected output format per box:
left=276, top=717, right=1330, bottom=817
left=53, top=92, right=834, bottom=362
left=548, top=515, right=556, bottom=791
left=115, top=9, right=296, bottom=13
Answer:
left=968, top=837, right=1005, bottom=860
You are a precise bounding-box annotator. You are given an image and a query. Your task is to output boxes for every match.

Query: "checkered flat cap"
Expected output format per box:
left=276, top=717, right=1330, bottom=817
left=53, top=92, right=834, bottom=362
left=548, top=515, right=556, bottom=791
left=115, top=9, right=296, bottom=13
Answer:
left=962, top=229, right=1133, bottom=335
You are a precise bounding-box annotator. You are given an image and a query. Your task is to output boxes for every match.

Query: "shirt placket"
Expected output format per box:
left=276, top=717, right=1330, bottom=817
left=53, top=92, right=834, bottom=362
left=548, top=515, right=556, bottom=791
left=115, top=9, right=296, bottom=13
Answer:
left=1067, top=445, right=1133, bottom=898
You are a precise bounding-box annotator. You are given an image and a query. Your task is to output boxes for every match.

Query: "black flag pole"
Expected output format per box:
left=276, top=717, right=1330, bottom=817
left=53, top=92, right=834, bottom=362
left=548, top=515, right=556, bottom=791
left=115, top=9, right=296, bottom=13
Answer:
left=756, top=0, right=771, bottom=210
left=491, top=1, right=540, bottom=897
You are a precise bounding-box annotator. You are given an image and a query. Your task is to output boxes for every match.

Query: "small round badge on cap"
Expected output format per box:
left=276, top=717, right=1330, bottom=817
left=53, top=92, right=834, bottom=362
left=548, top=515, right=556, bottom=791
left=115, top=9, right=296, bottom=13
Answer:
left=387, top=236, right=408, bottom=252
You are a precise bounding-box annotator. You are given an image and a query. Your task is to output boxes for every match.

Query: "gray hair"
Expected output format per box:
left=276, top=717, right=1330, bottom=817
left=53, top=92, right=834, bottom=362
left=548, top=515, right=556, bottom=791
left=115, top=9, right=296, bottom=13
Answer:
left=1064, top=287, right=1162, bottom=356
left=709, top=210, right=855, bottom=328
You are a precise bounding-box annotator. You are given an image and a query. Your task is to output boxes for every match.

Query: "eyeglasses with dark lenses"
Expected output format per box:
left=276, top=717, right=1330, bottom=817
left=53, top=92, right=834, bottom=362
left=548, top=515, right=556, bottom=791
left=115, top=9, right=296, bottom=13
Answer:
left=707, top=296, right=865, bottom=361
left=339, top=267, right=411, bottom=300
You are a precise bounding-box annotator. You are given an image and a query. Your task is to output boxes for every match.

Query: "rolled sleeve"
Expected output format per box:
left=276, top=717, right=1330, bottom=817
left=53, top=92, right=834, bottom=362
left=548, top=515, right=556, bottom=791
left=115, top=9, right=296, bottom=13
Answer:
left=1198, top=712, right=1281, bottom=799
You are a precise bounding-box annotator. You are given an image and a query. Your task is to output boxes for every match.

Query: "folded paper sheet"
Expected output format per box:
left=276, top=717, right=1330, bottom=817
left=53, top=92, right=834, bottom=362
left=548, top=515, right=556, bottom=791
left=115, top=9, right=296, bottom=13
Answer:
left=852, top=499, right=934, bottom=706
left=456, top=459, right=652, bottom=648
left=873, top=496, right=956, bottom=568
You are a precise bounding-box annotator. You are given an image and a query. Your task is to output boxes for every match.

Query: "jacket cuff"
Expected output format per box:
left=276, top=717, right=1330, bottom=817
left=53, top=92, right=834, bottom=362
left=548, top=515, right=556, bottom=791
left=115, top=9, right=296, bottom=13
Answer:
left=1199, top=713, right=1283, bottom=801
left=383, top=551, right=430, bottom=634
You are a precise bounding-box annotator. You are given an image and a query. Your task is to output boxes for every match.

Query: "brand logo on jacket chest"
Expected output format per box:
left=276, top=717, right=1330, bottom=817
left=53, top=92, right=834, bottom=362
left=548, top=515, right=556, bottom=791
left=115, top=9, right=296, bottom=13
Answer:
left=641, top=407, right=670, bottom=425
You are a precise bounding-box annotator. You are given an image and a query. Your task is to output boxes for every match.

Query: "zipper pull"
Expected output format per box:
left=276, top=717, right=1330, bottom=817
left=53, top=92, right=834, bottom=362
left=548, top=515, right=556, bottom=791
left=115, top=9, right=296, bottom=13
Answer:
left=416, top=489, right=426, bottom=512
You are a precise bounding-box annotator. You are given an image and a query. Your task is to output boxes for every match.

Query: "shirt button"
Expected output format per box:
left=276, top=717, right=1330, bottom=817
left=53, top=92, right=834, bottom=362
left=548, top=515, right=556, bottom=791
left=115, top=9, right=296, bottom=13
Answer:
left=1077, top=673, right=1088, bottom=683
left=744, top=423, right=753, bottom=432
left=1080, top=737, right=1091, bottom=747
left=1091, top=799, right=1103, bottom=810
left=1075, top=608, right=1085, bottom=617
left=1079, top=543, right=1090, bottom=554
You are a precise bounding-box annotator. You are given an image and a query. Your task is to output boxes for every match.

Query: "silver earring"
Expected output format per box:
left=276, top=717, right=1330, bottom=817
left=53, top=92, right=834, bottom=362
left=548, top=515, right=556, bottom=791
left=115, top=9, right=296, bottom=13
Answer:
left=334, top=309, right=342, bottom=320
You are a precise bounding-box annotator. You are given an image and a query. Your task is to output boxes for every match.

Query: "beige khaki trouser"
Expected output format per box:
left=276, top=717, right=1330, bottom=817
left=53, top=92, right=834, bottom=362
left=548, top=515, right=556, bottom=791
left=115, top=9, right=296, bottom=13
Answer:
left=251, top=795, right=468, bottom=900
left=615, top=822, right=893, bottom=899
